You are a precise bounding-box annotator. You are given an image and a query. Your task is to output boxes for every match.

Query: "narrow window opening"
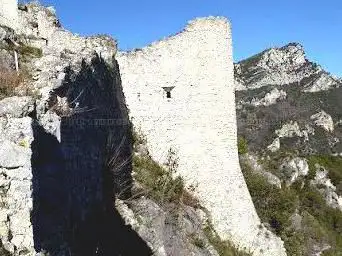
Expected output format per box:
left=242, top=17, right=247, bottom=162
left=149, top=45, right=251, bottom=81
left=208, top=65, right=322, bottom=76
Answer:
left=162, top=86, right=175, bottom=100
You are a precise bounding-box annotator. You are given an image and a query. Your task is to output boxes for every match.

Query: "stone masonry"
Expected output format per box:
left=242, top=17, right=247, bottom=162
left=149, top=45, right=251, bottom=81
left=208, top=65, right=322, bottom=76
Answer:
left=1, top=1, right=288, bottom=255
left=117, top=18, right=286, bottom=255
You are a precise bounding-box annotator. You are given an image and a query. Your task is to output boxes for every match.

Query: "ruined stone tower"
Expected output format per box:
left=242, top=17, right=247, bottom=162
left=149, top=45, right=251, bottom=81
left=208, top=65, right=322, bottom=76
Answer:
left=0, top=1, right=287, bottom=252
left=0, top=0, right=18, bottom=29
left=117, top=18, right=287, bottom=255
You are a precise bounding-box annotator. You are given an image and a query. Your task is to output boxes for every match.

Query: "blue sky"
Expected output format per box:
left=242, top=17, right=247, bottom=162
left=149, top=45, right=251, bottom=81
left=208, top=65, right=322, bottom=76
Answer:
left=31, top=0, right=341, bottom=76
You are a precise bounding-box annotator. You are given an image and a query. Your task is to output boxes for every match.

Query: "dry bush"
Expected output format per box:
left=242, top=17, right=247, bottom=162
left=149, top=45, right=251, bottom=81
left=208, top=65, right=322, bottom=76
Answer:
left=0, top=67, right=37, bottom=100
left=0, top=69, right=24, bottom=99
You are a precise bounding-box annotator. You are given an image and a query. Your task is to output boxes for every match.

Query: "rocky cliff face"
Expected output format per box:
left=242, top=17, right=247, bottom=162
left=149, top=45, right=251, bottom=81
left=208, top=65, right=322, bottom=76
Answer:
left=236, top=43, right=342, bottom=255
left=236, top=43, right=342, bottom=156
left=235, top=43, right=341, bottom=92
left=0, top=3, right=145, bottom=255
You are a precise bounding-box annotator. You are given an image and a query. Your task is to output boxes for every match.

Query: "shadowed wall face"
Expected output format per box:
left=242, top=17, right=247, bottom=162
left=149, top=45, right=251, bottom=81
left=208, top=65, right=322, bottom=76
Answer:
left=30, top=55, right=151, bottom=255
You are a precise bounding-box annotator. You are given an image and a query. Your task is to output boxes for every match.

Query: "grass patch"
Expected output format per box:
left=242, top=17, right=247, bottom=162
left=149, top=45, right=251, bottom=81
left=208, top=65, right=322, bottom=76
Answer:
left=17, top=44, right=43, bottom=58
left=133, top=153, right=184, bottom=204
left=132, top=130, right=250, bottom=254
left=132, top=130, right=199, bottom=207
left=132, top=150, right=199, bottom=208
left=237, top=136, right=248, bottom=155
left=203, top=221, right=251, bottom=256
left=1, top=43, right=43, bottom=59
left=0, top=68, right=35, bottom=99
left=0, top=42, right=41, bottom=99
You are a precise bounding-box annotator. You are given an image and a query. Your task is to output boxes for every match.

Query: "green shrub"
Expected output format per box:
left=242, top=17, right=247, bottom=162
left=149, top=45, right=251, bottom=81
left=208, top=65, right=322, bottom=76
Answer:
left=241, top=161, right=298, bottom=232
left=18, top=44, right=43, bottom=58
left=258, top=149, right=297, bottom=177
left=133, top=150, right=198, bottom=206
left=281, top=229, right=305, bottom=256
left=190, top=234, right=206, bottom=249
left=237, top=136, right=248, bottom=155
left=241, top=157, right=342, bottom=254
left=2, top=43, right=43, bottom=59
left=301, top=187, right=342, bottom=233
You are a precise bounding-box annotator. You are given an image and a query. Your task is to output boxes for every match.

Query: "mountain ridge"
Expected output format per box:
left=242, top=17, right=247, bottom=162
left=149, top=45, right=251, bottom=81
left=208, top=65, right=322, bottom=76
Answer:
left=235, top=42, right=341, bottom=92
left=235, top=42, right=342, bottom=255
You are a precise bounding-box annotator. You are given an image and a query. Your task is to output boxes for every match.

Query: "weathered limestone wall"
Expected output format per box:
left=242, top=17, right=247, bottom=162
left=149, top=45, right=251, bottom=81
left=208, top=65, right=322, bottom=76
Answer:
left=0, top=0, right=18, bottom=29
left=117, top=18, right=286, bottom=255
left=0, top=54, right=134, bottom=255
left=0, top=10, right=132, bottom=253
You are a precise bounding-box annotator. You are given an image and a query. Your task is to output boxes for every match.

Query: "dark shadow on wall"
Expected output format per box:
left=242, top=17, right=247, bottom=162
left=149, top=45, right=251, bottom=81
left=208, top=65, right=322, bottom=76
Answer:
left=30, top=54, right=153, bottom=256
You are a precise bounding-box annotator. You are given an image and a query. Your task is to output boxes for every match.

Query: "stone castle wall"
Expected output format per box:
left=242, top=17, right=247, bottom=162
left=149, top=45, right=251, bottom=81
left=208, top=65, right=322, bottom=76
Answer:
left=117, top=18, right=286, bottom=255
left=0, top=1, right=287, bottom=253
left=0, top=0, right=18, bottom=29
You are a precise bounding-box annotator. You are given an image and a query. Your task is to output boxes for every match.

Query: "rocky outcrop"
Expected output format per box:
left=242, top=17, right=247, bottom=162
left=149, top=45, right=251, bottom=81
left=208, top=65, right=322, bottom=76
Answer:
left=0, top=97, right=34, bottom=117
left=116, top=198, right=219, bottom=256
left=236, top=43, right=342, bottom=155
left=241, top=154, right=282, bottom=188
left=267, top=138, right=280, bottom=152
left=311, top=165, right=342, bottom=211
left=0, top=3, right=146, bottom=255
left=237, top=88, right=287, bottom=108
left=279, top=157, right=309, bottom=186
left=275, top=121, right=314, bottom=141
left=235, top=43, right=340, bottom=92
left=310, top=110, right=334, bottom=132
left=236, top=43, right=342, bottom=255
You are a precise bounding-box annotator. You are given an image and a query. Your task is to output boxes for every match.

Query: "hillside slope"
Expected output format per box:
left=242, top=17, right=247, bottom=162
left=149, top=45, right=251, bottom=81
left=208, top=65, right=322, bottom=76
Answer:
left=235, top=43, right=342, bottom=255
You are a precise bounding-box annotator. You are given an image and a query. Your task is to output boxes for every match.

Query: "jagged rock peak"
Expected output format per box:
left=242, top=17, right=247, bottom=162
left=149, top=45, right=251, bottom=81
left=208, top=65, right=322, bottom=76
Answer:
left=266, top=43, right=306, bottom=67
left=238, top=42, right=308, bottom=72
left=234, top=42, right=341, bottom=91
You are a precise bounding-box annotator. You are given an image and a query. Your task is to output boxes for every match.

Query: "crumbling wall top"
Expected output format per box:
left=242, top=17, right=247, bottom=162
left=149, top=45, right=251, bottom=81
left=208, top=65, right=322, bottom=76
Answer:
left=185, top=16, right=231, bottom=31
left=118, top=16, right=231, bottom=57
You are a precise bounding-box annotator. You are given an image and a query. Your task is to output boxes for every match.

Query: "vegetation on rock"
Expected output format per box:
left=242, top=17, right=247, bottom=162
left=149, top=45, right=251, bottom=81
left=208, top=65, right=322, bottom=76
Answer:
left=132, top=129, right=252, bottom=255
left=203, top=220, right=252, bottom=256
left=307, top=155, right=342, bottom=194
left=133, top=151, right=187, bottom=205
left=237, top=136, right=248, bottom=155
left=0, top=67, right=36, bottom=99
left=241, top=155, right=342, bottom=255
